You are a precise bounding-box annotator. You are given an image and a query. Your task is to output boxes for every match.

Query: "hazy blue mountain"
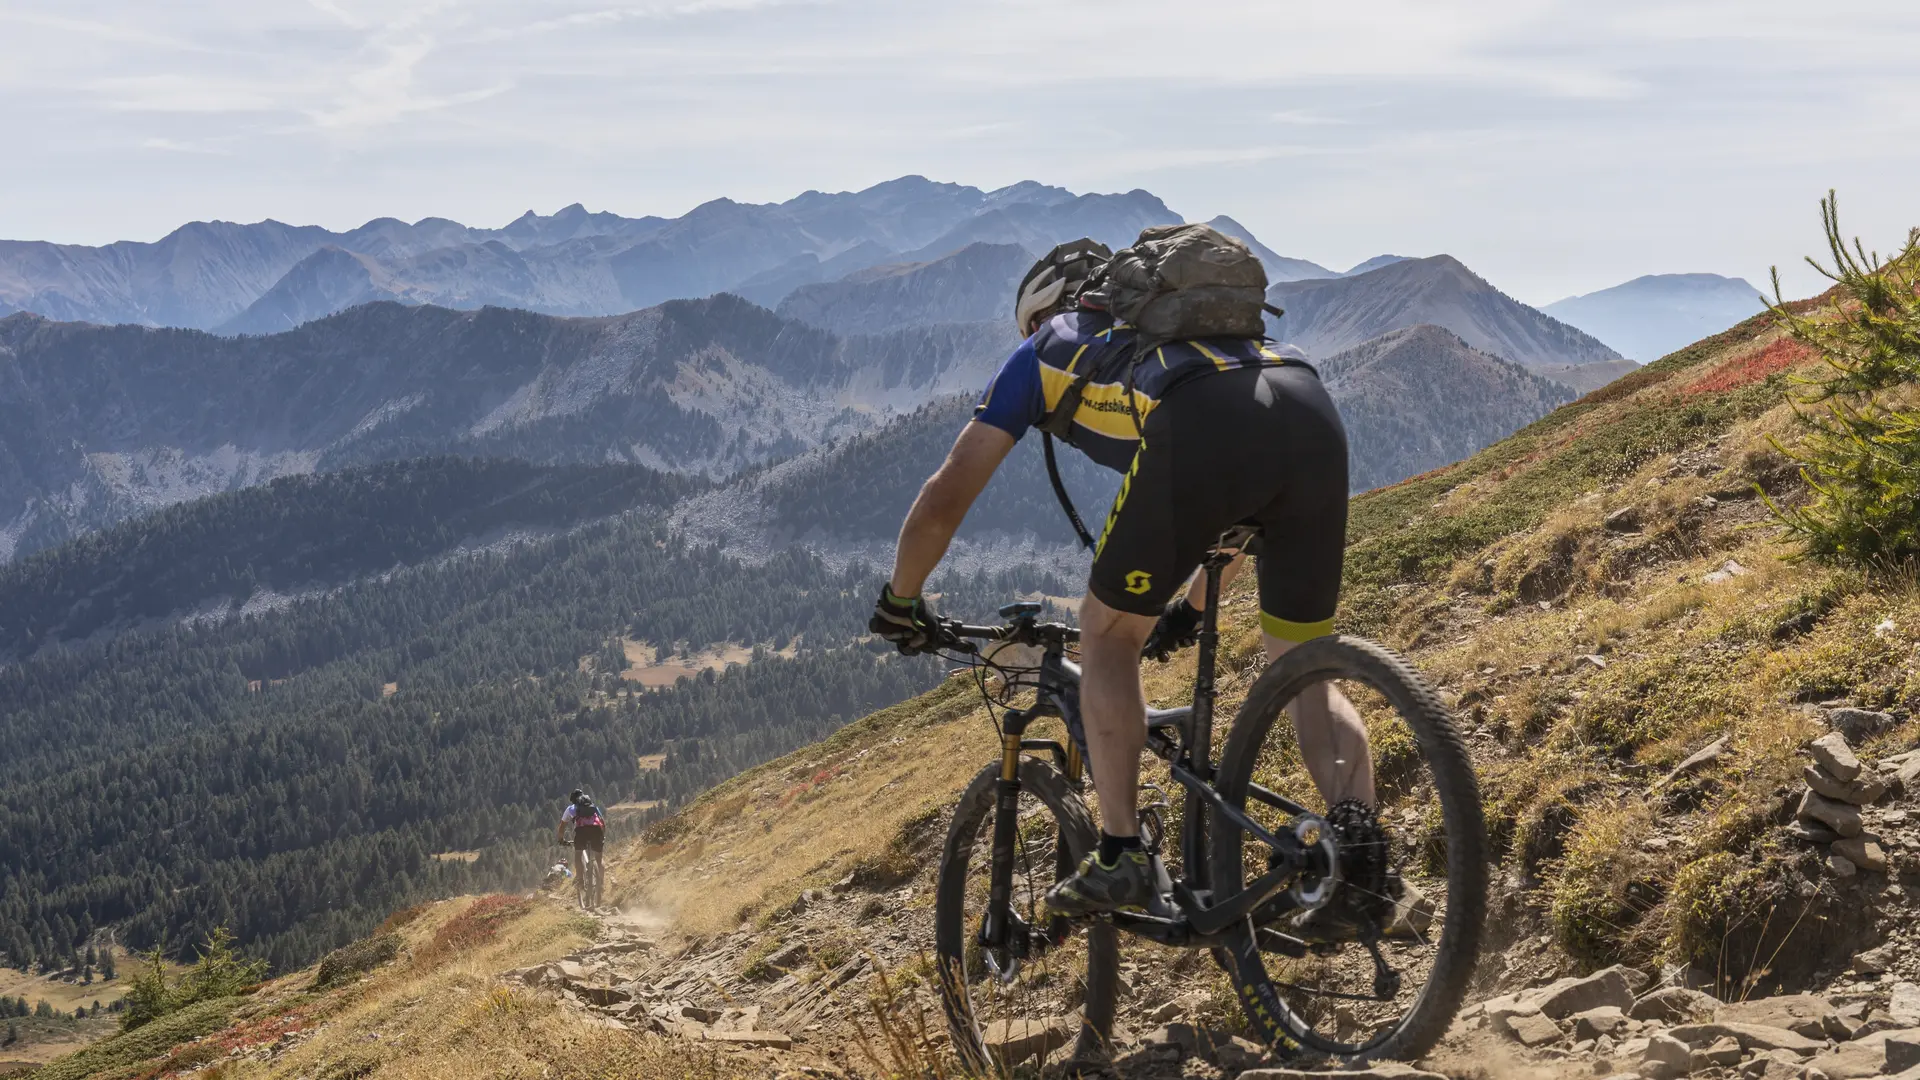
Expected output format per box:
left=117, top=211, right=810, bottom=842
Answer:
left=1344, top=255, right=1411, bottom=276
left=0, top=178, right=1197, bottom=333
left=775, top=243, right=1034, bottom=335
left=1542, top=272, right=1763, bottom=362
left=1317, top=324, right=1577, bottom=490
left=1266, top=255, right=1625, bottom=388
left=0, top=296, right=1013, bottom=560
left=1206, top=216, right=1338, bottom=282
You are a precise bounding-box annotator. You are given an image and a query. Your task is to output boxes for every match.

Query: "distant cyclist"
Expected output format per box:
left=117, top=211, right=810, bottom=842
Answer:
left=555, top=789, right=605, bottom=882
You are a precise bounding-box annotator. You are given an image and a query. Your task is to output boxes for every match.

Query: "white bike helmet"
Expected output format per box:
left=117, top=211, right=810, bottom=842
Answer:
left=1014, top=238, right=1112, bottom=338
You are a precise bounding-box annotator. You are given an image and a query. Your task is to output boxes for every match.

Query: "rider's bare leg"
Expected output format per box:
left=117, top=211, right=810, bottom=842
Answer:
left=1078, top=591, right=1160, bottom=837
left=1266, top=634, right=1376, bottom=806
left=1180, top=551, right=1248, bottom=610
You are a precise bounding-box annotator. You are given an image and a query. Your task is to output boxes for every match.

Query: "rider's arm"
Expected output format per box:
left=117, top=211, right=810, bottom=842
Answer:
left=556, top=805, right=573, bottom=843
left=889, top=421, right=1016, bottom=598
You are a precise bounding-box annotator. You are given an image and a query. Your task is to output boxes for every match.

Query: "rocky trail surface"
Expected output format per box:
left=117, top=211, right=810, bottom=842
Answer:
left=505, top=715, right=1920, bottom=1080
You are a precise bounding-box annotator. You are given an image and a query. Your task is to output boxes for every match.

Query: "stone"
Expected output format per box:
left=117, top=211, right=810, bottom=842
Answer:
left=1636, top=987, right=1725, bottom=1023
left=1575, top=1006, right=1634, bottom=1041
left=1717, top=995, right=1845, bottom=1041
left=1669, top=1022, right=1826, bottom=1055
left=1508, top=1011, right=1568, bottom=1047
left=1830, top=853, right=1859, bottom=878
left=553, top=960, right=593, bottom=984
left=1893, top=984, right=1920, bottom=1025
left=1890, top=1037, right=1920, bottom=1072
left=1891, top=756, right=1920, bottom=797
left=1669, top=736, right=1732, bottom=783
left=1645, top=1033, right=1695, bottom=1072
left=576, top=985, right=632, bottom=1007
left=1788, top=820, right=1843, bottom=844
left=1806, top=765, right=1890, bottom=806
left=1812, top=734, right=1864, bottom=782
left=679, top=1004, right=722, bottom=1024
left=982, top=1017, right=1070, bottom=1068
left=1801, top=790, right=1866, bottom=838
left=1538, top=968, right=1639, bottom=1019
left=1605, top=507, right=1641, bottom=532
left=1832, top=836, right=1888, bottom=872
left=1694, top=1036, right=1747, bottom=1068
left=1854, top=1011, right=1908, bottom=1038
left=703, top=1030, right=793, bottom=1049
left=1236, top=1065, right=1447, bottom=1080
left=1388, top=878, right=1438, bottom=939
left=1826, top=709, right=1897, bottom=744
left=1853, top=949, right=1895, bottom=977
left=1144, top=1000, right=1184, bottom=1024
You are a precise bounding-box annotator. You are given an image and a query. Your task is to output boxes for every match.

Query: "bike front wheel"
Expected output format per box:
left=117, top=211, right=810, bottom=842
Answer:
left=1210, top=634, right=1487, bottom=1062
left=934, top=757, right=1118, bottom=1075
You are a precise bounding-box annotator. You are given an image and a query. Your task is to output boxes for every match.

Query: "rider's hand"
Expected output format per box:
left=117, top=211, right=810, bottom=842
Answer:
left=1142, top=599, right=1203, bottom=662
left=870, top=585, right=941, bottom=655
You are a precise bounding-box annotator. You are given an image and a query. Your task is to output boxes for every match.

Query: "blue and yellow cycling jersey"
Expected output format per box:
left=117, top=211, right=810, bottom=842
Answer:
left=972, top=310, right=1311, bottom=472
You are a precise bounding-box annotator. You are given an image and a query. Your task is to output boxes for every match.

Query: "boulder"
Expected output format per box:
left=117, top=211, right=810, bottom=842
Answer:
left=1890, top=1037, right=1920, bottom=1073
left=1668, top=736, right=1731, bottom=783
left=1574, top=1006, right=1633, bottom=1041
left=1635, top=987, right=1723, bottom=1023
left=1717, top=995, right=1846, bottom=1040
left=576, top=985, right=632, bottom=1008
left=1893, top=984, right=1920, bottom=1025
left=1694, top=1036, right=1746, bottom=1068
left=1536, top=968, right=1638, bottom=1019
left=1855, top=947, right=1895, bottom=975
left=1668, top=1022, right=1826, bottom=1055
left=1787, top=820, right=1843, bottom=844
left=983, top=1017, right=1071, bottom=1068
left=1831, top=836, right=1888, bottom=873
left=1806, top=1029, right=1920, bottom=1080
left=1645, top=1033, right=1694, bottom=1074
left=1890, top=756, right=1920, bottom=795
left=1826, top=709, right=1896, bottom=743
left=1507, top=1011, right=1566, bottom=1047
left=1855, top=1011, right=1910, bottom=1038
left=1605, top=507, right=1640, bottom=532
left=1830, top=853, right=1859, bottom=878
left=1805, top=765, right=1889, bottom=806
left=1800, top=791, right=1866, bottom=838
left=1811, top=734, right=1863, bottom=782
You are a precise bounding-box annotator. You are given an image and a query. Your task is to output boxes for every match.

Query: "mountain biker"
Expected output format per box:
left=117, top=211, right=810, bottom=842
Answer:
left=555, top=789, right=605, bottom=882
left=870, top=233, right=1379, bottom=921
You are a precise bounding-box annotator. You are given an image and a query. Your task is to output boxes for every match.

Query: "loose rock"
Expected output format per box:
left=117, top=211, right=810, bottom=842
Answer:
left=1832, top=836, right=1888, bottom=872
left=982, top=1017, right=1070, bottom=1068
left=1536, top=968, right=1638, bottom=1019
left=1645, top=1033, right=1695, bottom=1076
left=1668, top=1021, right=1826, bottom=1055
left=1892, top=984, right=1920, bottom=1025
left=1804, top=765, right=1889, bottom=806
left=1829, top=852, right=1859, bottom=878
left=1508, top=1011, right=1567, bottom=1047
left=1695, top=1036, right=1746, bottom=1069
left=1826, top=708, right=1896, bottom=743
left=1635, top=987, right=1723, bottom=1023
left=1669, top=736, right=1732, bottom=783
left=1574, top=1006, right=1633, bottom=1041
left=1811, top=733, right=1863, bottom=782
left=1800, top=790, right=1866, bottom=838
left=1717, top=994, right=1846, bottom=1041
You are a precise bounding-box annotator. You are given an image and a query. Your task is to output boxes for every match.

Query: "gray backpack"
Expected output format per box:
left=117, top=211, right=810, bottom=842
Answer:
left=1080, top=222, right=1274, bottom=343
left=1036, top=223, right=1283, bottom=548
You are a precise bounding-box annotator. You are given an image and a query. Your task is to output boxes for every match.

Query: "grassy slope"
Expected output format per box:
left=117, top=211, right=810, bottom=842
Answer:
left=607, top=304, right=1919, bottom=987
left=29, top=895, right=773, bottom=1080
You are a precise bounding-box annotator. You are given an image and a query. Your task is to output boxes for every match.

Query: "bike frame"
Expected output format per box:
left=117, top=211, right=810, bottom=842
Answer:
left=966, top=531, right=1330, bottom=961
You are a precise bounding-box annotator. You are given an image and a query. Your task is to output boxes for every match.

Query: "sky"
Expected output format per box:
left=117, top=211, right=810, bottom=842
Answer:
left=3, top=0, right=1918, bottom=303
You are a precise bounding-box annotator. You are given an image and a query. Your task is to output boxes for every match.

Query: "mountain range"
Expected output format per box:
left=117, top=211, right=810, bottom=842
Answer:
left=1543, top=272, right=1763, bottom=362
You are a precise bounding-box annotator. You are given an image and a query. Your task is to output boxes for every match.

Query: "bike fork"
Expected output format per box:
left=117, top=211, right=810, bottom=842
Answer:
left=981, top=726, right=1025, bottom=975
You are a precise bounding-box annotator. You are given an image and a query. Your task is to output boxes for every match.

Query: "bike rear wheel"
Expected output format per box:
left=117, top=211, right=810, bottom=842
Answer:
left=935, top=758, right=1118, bottom=1075
left=1210, top=635, right=1486, bottom=1062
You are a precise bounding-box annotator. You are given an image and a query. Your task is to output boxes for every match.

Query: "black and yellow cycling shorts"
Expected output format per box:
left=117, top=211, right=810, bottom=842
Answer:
left=1088, top=364, right=1348, bottom=642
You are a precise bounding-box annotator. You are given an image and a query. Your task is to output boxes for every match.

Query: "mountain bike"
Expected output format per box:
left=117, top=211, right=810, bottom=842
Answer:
left=561, top=839, right=604, bottom=910
left=925, top=527, right=1486, bottom=1072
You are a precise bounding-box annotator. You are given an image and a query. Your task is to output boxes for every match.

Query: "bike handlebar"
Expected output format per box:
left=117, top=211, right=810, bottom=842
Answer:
left=935, top=617, right=1081, bottom=651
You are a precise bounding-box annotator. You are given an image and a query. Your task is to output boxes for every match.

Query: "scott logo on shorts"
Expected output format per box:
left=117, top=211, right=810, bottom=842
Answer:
left=1124, top=570, right=1153, bottom=594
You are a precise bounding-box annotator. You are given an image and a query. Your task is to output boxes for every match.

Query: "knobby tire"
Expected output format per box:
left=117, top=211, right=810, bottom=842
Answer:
left=1209, top=635, right=1487, bottom=1062
left=934, top=758, right=1118, bottom=1075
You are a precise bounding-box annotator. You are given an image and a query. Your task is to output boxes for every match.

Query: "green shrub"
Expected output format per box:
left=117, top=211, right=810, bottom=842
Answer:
left=313, top=932, right=403, bottom=989
left=34, top=997, right=237, bottom=1080
left=122, top=928, right=267, bottom=1031
left=1766, top=193, right=1920, bottom=569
